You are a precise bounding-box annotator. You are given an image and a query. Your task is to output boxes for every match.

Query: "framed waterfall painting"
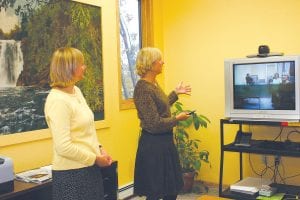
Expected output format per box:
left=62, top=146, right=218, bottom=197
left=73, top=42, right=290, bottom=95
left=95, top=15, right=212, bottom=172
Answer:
left=0, top=0, right=104, bottom=145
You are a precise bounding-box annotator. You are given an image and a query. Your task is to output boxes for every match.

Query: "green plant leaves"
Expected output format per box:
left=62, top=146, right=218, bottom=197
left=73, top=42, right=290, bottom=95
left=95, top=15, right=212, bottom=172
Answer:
left=199, top=150, right=210, bottom=163
left=172, top=102, right=211, bottom=172
left=193, top=160, right=201, bottom=171
left=192, top=113, right=200, bottom=130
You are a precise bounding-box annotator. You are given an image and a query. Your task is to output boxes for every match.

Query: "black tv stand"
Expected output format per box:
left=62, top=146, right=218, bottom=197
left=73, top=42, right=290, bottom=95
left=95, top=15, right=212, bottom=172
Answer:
left=219, top=119, right=300, bottom=200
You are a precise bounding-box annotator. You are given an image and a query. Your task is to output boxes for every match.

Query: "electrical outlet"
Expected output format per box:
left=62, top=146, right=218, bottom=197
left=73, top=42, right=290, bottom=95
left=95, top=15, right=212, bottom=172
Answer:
left=261, top=155, right=268, bottom=165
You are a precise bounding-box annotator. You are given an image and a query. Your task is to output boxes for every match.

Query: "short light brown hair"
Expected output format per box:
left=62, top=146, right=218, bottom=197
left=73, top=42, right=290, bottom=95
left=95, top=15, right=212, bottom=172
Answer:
left=135, top=47, right=162, bottom=77
left=50, top=47, right=84, bottom=87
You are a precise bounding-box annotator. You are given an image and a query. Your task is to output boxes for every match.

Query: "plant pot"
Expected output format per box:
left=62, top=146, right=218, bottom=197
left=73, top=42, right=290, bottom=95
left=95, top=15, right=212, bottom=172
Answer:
left=182, top=171, right=196, bottom=193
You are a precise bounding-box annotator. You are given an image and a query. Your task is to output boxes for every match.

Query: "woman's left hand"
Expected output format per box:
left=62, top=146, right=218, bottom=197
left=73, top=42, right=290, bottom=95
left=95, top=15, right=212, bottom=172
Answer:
left=100, top=147, right=113, bottom=164
left=175, top=81, right=191, bottom=95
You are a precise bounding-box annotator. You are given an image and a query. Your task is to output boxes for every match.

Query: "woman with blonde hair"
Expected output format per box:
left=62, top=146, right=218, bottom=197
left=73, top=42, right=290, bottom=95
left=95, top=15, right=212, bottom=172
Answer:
left=44, top=47, right=112, bottom=200
left=133, top=47, right=192, bottom=200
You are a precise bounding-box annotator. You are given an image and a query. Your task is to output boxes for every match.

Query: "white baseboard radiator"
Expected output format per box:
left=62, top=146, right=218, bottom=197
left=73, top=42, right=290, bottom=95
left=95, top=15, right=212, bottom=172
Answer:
left=118, top=182, right=134, bottom=199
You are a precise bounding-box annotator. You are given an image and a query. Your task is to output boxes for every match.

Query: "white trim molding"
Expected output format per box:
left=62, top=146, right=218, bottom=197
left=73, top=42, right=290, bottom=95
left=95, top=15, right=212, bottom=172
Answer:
left=118, top=182, right=134, bottom=199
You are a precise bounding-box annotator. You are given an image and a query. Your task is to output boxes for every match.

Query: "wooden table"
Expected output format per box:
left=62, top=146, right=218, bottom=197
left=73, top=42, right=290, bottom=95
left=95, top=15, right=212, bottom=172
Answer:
left=0, top=180, right=52, bottom=200
left=0, top=161, right=118, bottom=200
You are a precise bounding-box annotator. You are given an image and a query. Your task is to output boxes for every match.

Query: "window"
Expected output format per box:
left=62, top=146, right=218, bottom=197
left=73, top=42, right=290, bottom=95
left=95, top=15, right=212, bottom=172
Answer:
left=118, top=0, right=153, bottom=109
left=119, top=0, right=141, bottom=103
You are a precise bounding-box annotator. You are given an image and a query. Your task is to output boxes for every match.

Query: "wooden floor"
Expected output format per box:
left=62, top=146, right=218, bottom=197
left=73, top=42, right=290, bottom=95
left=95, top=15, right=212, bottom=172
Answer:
left=128, top=186, right=219, bottom=200
left=129, top=194, right=230, bottom=200
left=197, top=195, right=231, bottom=200
left=128, top=193, right=201, bottom=200
left=128, top=183, right=219, bottom=200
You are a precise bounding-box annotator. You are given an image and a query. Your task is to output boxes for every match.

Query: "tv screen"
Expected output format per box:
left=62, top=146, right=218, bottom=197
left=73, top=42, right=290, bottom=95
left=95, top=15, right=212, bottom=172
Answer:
left=224, top=55, right=300, bottom=121
left=233, top=61, right=295, bottom=110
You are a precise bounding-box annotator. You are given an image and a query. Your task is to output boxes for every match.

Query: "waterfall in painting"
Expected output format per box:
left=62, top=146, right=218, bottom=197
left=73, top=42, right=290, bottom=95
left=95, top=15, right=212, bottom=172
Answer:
left=0, top=40, right=23, bottom=87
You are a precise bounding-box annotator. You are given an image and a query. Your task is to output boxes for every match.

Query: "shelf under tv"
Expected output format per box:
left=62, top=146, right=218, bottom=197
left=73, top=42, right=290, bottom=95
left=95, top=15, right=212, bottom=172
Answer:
left=221, top=183, right=300, bottom=200
left=223, top=140, right=300, bottom=157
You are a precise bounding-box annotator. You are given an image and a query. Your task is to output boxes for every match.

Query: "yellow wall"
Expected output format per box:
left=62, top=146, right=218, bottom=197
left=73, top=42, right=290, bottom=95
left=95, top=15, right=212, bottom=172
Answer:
left=159, top=0, right=300, bottom=185
left=0, top=0, right=140, bottom=187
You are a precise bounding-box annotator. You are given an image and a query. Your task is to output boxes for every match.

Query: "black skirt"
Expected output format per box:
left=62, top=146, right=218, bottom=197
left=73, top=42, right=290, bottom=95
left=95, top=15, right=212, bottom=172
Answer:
left=52, top=165, right=104, bottom=200
left=134, top=130, right=183, bottom=197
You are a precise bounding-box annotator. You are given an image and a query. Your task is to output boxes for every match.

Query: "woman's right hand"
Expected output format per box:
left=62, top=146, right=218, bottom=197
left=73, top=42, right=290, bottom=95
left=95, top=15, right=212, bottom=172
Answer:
left=95, top=155, right=112, bottom=167
left=175, top=112, right=191, bottom=121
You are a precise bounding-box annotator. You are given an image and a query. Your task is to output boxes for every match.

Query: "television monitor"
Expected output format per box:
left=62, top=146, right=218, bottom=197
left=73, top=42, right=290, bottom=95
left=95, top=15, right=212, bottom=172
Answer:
left=224, top=55, right=300, bottom=121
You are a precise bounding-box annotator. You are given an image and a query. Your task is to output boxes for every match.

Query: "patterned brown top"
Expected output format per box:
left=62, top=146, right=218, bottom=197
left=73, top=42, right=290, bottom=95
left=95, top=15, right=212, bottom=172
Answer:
left=133, top=79, right=178, bottom=134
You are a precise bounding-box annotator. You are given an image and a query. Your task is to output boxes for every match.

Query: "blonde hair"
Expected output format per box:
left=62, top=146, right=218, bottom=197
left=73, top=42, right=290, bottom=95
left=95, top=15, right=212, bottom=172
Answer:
left=135, top=47, right=162, bottom=77
left=50, top=47, right=84, bottom=87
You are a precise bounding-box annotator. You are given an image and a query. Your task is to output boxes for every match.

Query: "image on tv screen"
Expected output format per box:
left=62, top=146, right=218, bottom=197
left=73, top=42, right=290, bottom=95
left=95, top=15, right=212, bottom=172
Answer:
left=233, top=61, right=295, bottom=110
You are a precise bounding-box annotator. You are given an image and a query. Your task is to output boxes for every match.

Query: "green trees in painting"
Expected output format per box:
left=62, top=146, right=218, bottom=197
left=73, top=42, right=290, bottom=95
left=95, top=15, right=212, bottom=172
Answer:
left=0, top=0, right=103, bottom=114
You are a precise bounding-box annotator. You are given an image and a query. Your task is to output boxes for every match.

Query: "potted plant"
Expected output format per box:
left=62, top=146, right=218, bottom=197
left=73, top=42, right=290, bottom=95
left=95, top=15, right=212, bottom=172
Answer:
left=172, top=102, right=211, bottom=193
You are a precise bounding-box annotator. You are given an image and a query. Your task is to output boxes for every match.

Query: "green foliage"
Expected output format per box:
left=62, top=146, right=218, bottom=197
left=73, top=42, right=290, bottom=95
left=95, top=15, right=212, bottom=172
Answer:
left=4, top=0, right=104, bottom=112
left=173, top=102, right=210, bottom=173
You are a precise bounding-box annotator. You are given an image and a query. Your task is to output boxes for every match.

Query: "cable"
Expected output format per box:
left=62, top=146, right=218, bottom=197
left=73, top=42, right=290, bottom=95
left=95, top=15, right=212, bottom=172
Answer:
left=273, top=126, right=284, bottom=141
left=280, top=158, right=286, bottom=182
left=282, top=172, right=300, bottom=181
left=287, top=129, right=300, bottom=141
left=272, top=163, right=278, bottom=183
left=248, top=154, right=274, bottom=177
left=272, top=156, right=287, bottom=184
left=246, top=126, right=300, bottom=194
left=275, top=164, right=286, bottom=184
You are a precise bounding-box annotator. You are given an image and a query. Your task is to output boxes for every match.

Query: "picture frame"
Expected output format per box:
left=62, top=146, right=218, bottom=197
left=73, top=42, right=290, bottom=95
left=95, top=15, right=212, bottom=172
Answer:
left=0, top=0, right=109, bottom=147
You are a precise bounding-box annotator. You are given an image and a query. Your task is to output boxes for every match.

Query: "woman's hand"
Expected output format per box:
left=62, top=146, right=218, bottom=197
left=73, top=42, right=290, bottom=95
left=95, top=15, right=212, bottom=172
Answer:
left=95, top=148, right=112, bottom=167
left=175, top=81, right=191, bottom=95
left=175, top=112, right=191, bottom=121
left=100, top=147, right=110, bottom=157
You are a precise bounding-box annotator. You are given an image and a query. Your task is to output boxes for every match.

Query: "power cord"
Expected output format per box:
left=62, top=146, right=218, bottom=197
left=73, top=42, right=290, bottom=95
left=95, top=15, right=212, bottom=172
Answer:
left=273, top=126, right=284, bottom=141
left=272, top=155, right=286, bottom=184
left=248, top=154, right=274, bottom=177
left=287, top=128, right=300, bottom=141
left=282, top=172, right=300, bottom=181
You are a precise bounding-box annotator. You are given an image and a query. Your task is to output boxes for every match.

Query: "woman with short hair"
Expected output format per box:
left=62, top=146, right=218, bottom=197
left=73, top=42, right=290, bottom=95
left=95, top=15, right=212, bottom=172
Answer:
left=134, top=47, right=192, bottom=200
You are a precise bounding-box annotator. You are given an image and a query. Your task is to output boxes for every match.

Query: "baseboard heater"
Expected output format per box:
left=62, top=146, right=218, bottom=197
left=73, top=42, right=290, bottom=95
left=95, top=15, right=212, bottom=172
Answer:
left=118, top=182, right=134, bottom=199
